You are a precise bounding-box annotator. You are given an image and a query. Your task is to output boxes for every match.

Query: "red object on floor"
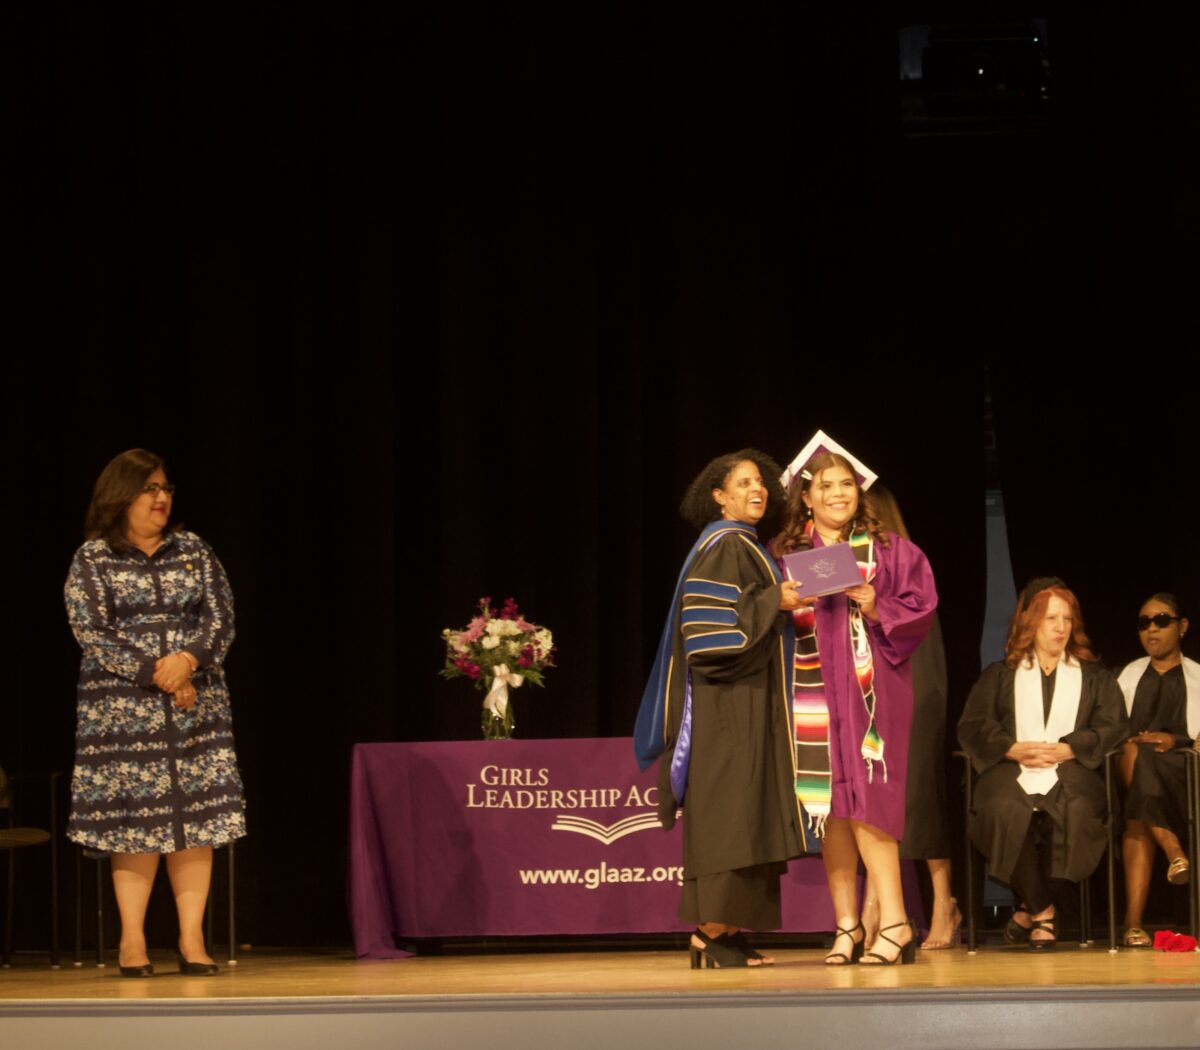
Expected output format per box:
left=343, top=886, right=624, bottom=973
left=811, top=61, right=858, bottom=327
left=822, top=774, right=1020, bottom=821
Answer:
left=1152, top=929, right=1198, bottom=952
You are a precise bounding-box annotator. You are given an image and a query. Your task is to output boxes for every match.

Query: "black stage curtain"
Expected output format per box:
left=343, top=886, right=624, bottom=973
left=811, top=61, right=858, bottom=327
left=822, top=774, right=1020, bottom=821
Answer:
left=7, top=5, right=1198, bottom=947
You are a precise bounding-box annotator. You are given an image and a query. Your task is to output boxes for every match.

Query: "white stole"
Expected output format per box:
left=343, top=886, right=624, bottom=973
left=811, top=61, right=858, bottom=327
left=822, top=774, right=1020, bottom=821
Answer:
left=1117, top=655, right=1200, bottom=739
left=1014, top=656, right=1082, bottom=795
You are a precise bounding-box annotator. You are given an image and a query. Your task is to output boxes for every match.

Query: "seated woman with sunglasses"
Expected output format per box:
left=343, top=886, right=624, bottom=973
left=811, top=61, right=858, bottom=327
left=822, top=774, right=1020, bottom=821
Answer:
left=1116, top=594, right=1199, bottom=947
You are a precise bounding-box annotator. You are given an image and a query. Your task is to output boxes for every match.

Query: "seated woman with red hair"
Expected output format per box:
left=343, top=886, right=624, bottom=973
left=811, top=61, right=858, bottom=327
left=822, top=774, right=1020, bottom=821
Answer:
left=958, top=579, right=1128, bottom=949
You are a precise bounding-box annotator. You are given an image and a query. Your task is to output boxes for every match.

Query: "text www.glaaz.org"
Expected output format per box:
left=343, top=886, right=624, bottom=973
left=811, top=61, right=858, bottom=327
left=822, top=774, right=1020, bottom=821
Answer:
left=519, top=862, right=684, bottom=889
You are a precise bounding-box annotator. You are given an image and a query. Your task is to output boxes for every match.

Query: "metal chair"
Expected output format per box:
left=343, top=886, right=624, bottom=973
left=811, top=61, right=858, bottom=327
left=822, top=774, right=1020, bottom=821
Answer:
left=0, top=768, right=62, bottom=968
left=74, top=841, right=238, bottom=967
left=1184, top=749, right=1200, bottom=940
left=958, top=750, right=1117, bottom=952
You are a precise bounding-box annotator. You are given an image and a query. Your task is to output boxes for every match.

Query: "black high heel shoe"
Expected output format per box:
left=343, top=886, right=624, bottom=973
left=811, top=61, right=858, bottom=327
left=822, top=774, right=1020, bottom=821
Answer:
left=824, top=921, right=865, bottom=965
left=860, top=920, right=916, bottom=965
left=1028, top=916, right=1056, bottom=952
left=689, top=929, right=753, bottom=969
left=119, top=962, right=154, bottom=978
left=725, top=930, right=773, bottom=965
left=177, top=952, right=219, bottom=976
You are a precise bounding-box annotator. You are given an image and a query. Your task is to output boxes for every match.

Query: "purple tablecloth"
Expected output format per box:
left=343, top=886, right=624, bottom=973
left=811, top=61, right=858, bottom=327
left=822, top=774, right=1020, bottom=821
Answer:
left=349, top=738, right=924, bottom=958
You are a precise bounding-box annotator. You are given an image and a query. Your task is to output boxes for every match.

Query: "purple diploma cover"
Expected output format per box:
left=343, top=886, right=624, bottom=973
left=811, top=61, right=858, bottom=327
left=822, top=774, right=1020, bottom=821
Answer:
left=780, top=543, right=862, bottom=598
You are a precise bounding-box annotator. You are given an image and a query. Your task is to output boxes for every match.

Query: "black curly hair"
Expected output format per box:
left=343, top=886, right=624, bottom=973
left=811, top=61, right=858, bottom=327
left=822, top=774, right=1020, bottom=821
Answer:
left=679, top=449, right=785, bottom=532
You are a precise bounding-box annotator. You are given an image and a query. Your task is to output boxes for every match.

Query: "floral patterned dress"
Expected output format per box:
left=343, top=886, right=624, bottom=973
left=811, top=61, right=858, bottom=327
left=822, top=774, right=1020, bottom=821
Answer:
left=64, top=530, right=247, bottom=854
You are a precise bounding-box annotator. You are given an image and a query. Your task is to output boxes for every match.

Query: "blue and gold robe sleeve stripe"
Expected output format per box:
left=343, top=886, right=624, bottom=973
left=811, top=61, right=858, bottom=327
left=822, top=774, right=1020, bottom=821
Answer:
left=684, top=629, right=748, bottom=657
left=681, top=606, right=739, bottom=628
left=682, top=578, right=742, bottom=603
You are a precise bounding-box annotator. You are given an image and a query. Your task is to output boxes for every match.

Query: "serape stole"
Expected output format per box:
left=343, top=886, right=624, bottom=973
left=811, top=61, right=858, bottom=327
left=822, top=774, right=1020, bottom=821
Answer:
left=791, top=523, right=881, bottom=837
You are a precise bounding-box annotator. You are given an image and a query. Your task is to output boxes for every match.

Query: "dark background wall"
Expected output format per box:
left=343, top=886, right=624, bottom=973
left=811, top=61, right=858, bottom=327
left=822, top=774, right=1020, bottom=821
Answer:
left=7, top=3, right=1199, bottom=948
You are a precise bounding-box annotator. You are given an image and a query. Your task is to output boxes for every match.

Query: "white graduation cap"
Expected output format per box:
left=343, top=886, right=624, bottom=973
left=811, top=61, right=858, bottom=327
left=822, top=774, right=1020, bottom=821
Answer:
left=781, top=429, right=878, bottom=492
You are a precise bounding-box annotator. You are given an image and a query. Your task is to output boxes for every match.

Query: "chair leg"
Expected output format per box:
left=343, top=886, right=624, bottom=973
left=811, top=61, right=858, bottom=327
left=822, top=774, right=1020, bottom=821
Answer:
left=961, top=753, right=978, bottom=952
left=73, top=847, right=82, bottom=967
left=95, top=857, right=105, bottom=967
left=1187, top=752, right=1199, bottom=942
left=1106, top=753, right=1117, bottom=952
left=227, top=842, right=237, bottom=965
left=3, top=850, right=13, bottom=967
left=49, top=775, right=60, bottom=969
left=1079, top=877, right=1092, bottom=946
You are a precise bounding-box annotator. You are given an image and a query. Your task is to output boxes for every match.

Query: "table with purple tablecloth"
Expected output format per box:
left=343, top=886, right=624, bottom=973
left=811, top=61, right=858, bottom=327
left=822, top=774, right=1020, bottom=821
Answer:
left=349, top=737, right=924, bottom=958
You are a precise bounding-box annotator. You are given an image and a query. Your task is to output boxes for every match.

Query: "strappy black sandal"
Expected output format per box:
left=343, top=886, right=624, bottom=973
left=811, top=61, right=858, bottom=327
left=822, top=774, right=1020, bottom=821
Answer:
left=689, top=929, right=752, bottom=969
left=861, top=920, right=917, bottom=965
left=1004, top=906, right=1033, bottom=945
left=725, top=930, right=773, bottom=964
left=1028, top=916, right=1056, bottom=951
left=824, top=921, right=865, bottom=965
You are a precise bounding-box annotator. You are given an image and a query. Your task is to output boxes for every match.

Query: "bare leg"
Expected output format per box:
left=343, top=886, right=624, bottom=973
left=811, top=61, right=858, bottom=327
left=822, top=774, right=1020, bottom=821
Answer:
left=852, top=821, right=913, bottom=963
left=861, top=874, right=879, bottom=944
left=822, top=818, right=864, bottom=963
left=1123, top=821, right=1155, bottom=930
left=921, top=858, right=961, bottom=948
left=1149, top=824, right=1187, bottom=864
left=110, top=852, right=161, bottom=967
left=165, top=846, right=214, bottom=964
left=1116, top=739, right=1138, bottom=788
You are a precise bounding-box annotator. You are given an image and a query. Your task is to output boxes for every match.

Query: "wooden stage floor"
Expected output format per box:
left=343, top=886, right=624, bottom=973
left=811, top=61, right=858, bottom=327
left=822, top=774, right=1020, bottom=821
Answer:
left=3, top=943, right=1200, bottom=1001
left=4, top=945, right=1200, bottom=1050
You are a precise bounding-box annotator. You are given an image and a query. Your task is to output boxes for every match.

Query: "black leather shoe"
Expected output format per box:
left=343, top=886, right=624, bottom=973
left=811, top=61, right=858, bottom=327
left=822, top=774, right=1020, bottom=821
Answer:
left=1003, top=916, right=1032, bottom=945
left=177, top=954, right=219, bottom=976
left=119, top=963, right=154, bottom=978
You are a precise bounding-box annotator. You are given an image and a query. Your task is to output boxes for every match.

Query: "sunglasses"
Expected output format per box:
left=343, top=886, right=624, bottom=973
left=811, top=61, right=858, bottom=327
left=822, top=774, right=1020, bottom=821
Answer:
left=1137, top=613, right=1181, bottom=630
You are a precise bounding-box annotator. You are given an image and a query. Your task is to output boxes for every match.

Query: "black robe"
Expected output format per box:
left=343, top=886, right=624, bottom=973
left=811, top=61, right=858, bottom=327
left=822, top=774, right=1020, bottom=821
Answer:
left=658, top=530, right=807, bottom=928
left=1122, top=662, right=1192, bottom=834
left=900, top=614, right=951, bottom=860
left=957, top=660, right=1128, bottom=884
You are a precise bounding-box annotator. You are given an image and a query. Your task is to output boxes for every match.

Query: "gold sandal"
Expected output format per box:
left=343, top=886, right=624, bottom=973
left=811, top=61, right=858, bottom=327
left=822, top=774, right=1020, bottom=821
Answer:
left=1124, top=926, right=1152, bottom=948
left=1168, top=857, right=1191, bottom=885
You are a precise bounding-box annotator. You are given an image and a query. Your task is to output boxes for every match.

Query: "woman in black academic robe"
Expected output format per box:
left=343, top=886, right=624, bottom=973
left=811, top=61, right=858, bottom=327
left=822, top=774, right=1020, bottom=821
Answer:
left=637, top=449, right=807, bottom=969
left=1115, top=593, right=1197, bottom=946
left=958, top=578, right=1127, bottom=949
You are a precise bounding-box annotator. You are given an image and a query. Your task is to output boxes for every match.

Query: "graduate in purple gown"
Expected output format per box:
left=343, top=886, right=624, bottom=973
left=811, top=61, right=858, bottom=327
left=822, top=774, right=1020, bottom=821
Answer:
left=772, top=436, right=937, bottom=965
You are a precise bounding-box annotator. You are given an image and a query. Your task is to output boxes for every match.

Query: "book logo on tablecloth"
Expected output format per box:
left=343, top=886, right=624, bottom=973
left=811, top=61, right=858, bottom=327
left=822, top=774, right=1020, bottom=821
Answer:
left=549, top=813, right=661, bottom=844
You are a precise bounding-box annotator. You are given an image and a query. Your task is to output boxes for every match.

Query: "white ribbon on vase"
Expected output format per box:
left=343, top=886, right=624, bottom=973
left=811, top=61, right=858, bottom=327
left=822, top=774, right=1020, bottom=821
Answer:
left=484, top=663, right=525, bottom=721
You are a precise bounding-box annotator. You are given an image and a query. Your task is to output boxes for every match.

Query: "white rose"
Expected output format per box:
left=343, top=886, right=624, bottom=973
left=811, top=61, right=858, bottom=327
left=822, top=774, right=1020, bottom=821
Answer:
left=481, top=636, right=501, bottom=650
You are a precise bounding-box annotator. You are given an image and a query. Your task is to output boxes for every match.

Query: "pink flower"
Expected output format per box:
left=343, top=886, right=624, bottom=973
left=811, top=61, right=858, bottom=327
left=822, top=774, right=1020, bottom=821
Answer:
left=462, top=616, right=486, bottom=642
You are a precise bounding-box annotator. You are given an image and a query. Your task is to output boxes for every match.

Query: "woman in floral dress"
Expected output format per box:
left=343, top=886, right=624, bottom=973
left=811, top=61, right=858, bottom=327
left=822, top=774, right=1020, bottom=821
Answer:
left=65, top=449, right=245, bottom=976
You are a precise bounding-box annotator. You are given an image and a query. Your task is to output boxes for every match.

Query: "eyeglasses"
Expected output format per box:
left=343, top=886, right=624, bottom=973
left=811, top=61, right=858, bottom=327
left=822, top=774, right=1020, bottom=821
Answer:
left=1137, top=613, right=1180, bottom=630
left=143, top=482, right=176, bottom=497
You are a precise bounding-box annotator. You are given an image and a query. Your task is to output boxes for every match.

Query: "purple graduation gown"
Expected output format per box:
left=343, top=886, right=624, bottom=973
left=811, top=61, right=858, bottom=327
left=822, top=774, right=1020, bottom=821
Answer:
left=809, top=530, right=938, bottom=841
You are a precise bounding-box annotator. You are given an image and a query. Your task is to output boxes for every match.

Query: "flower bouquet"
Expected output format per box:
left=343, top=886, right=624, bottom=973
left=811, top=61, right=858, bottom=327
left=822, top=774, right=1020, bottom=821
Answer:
left=440, top=597, right=556, bottom=739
